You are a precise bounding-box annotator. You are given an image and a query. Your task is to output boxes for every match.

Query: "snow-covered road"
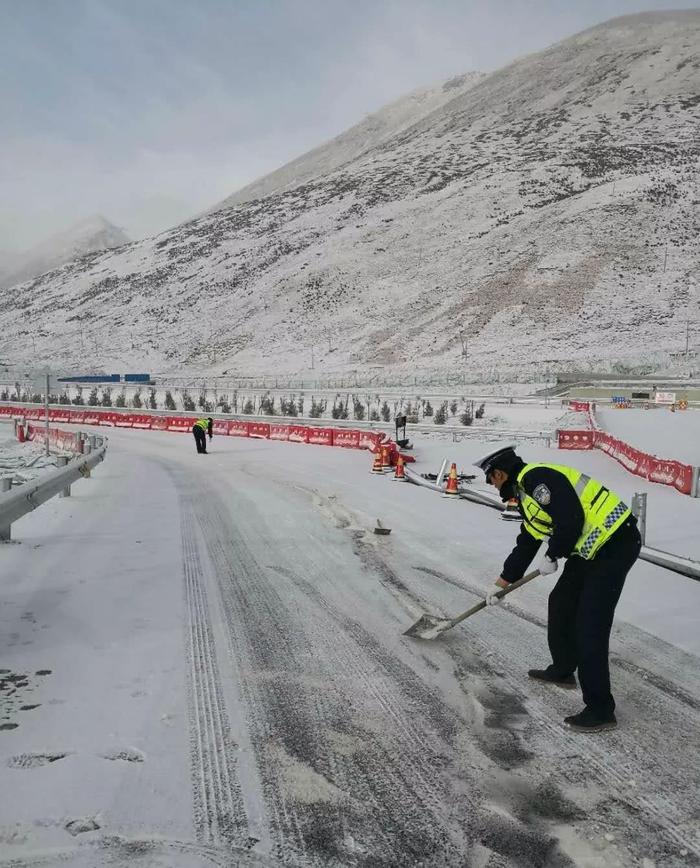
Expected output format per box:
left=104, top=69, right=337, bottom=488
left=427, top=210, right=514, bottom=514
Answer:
left=1, top=428, right=699, bottom=867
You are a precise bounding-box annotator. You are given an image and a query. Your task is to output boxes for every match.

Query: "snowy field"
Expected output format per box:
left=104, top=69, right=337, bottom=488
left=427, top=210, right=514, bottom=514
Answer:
left=1, top=423, right=699, bottom=868
left=596, top=406, right=700, bottom=466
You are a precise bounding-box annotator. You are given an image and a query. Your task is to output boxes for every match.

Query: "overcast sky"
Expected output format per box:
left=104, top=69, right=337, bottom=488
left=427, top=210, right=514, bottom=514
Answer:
left=1, top=0, right=696, bottom=253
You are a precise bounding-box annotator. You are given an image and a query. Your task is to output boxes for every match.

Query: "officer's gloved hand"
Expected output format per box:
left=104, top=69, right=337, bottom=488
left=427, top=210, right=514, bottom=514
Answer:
left=485, top=588, right=502, bottom=606
left=538, top=555, right=558, bottom=576
left=485, top=577, right=509, bottom=605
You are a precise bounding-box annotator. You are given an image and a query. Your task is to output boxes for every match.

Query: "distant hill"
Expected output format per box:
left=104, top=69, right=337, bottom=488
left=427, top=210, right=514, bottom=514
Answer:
left=2, top=12, right=698, bottom=381
left=0, top=216, right=130, bottom=289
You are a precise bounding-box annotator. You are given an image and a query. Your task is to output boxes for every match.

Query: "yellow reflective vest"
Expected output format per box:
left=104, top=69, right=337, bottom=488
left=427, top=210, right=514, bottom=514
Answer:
left=516, top=463, right=630, bottom=560
left=194, top=418, right=210, bottom=431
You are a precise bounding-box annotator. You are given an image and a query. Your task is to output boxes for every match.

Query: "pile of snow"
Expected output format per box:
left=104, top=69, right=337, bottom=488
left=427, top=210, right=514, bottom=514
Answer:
left=0, top=429, right=69, bottom=485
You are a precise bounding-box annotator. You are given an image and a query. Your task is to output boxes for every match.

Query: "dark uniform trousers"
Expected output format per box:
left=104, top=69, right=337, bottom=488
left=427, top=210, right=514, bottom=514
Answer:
left=192, top=425, right=207, bottom=453
left=547, top=519, right=641, bottom=715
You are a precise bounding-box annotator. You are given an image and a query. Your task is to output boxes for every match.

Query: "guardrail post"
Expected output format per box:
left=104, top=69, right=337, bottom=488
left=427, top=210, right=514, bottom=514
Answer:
left=631, top=492, right=647, bottom=545
left=57, top=456, right=71, bottom=497
left=0, top=478, right=11, bottom=540
left=83, top=438, right=95, bottom=476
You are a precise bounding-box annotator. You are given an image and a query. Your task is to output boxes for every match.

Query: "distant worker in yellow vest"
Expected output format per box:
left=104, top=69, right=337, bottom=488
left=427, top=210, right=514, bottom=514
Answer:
left=192, top=417, right=213, bottom=454
left=475, top=445, right=641, bottom=733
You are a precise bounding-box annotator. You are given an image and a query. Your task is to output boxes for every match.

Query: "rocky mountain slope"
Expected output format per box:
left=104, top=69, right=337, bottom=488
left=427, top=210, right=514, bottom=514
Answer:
left=3, top=12, right=698, bottom=380
left=0, top=216, right=129, bottom=290
left=211, top=73, right=483, bottom=212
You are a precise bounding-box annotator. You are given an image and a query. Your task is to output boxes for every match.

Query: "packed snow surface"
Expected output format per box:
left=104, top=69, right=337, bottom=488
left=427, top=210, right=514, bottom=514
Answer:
left=1, top=423, right=698, bottom=867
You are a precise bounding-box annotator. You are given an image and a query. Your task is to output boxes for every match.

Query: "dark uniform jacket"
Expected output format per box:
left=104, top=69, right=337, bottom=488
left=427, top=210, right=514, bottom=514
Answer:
left=501, top=464, right=585, bottom=583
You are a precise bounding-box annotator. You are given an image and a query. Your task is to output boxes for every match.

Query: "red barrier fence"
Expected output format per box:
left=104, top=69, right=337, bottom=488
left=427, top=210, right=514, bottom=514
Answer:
left=3, top=405, right=387, bottom=457
left=594, top=430, right=695, bottom=495
left=26, top=424, right=82, bottom=453
left=568, top=400, right=590, bottom=413
left=248, top=422, right=271, bottom=439
left=334, top=429, right=361, bottom=449
left=558, top=427, right=697, bottom=495
left=288, top=425, right=309, bottom=443
left=229, top=420, right=251, bottom=437
left=557, top=430, right=595, bottom=450
left=307, top=427, right=334, bottom=446
left=269, top=424, right=290, bottom=441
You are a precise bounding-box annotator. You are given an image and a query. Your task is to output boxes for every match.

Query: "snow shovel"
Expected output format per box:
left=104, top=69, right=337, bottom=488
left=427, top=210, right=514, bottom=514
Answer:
left=403, top=569, right=541, bottom=640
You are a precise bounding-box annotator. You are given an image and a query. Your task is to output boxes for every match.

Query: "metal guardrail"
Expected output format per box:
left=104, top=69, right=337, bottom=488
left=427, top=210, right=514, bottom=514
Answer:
left=640, top=547, right=700, bottom=582
left=403, top=472, right=699, bottom=583
left=0, top=438, right=107, bottom=541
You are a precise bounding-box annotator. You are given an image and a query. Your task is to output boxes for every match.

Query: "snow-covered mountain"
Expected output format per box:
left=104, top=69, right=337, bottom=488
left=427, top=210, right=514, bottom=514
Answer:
left=3, top=12, right=699, bottom=380
left=211, top=73, right=484, bottom=212
left=0, top=216, right=129, bottom=290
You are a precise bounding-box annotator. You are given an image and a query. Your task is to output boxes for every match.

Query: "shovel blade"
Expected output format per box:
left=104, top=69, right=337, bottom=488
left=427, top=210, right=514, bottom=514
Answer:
left=403, top=612, right=453, bottom=640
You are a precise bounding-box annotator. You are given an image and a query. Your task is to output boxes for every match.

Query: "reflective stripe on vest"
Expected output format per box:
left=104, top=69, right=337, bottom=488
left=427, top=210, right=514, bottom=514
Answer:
left=516, top=463, right=630, bottom=560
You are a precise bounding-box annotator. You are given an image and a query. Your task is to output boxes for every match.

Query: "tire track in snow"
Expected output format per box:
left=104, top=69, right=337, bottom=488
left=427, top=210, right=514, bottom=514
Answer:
left=190, top=483, right=573, bottom=868
left=180, top=502, right=251, bottom=851
left=194, top=498, right=425, bottom=866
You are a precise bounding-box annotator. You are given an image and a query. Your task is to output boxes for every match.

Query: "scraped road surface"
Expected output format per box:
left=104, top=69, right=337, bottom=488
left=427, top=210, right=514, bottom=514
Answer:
left=1, top=429, right=699, bottom=868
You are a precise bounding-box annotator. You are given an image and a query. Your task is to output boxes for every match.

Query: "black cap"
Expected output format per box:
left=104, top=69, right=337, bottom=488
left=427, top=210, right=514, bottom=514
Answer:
left=474, top=444, right=520, bottom=476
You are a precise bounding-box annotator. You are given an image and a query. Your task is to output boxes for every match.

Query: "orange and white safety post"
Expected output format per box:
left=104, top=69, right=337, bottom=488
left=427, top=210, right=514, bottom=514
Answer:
left=380, top=443, right=393, bottom=470
left=393, top=454, right=407, bottom=481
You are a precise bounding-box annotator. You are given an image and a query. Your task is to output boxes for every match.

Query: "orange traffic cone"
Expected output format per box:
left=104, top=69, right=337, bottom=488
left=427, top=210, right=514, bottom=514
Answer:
left=501, top=498, right=520, bottom=521
left=393, top=454, right=407, bottom=481
left=380, top=443, right=393, bottom=469
left=442, top=463, right=459, bottom=497
left=370, top=450, right=384, bottom=474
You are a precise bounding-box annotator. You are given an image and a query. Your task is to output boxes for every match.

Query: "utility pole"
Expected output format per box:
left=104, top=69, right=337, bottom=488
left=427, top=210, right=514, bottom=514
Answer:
left=44, top=372, right=50, bottom=457
left=663, top=245, right=668, bottom=273
left=311, top=345, right=315, bottom=370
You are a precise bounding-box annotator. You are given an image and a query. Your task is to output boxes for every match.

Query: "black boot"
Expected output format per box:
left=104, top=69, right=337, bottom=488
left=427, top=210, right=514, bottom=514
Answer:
left=564, top=707, right=617, bottom=732
left=528, top=667, right=577, bottom=689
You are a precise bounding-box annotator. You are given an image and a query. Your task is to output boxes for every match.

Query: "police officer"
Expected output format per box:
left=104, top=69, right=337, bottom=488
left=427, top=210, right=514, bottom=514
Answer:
left=192, top=417, right=213, bottom=454
left=475, top=444, right=641, bottom=732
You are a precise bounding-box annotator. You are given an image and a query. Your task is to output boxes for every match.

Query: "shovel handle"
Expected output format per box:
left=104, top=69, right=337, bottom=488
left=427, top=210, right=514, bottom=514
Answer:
left=446, top=569, right=541, bottom=629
